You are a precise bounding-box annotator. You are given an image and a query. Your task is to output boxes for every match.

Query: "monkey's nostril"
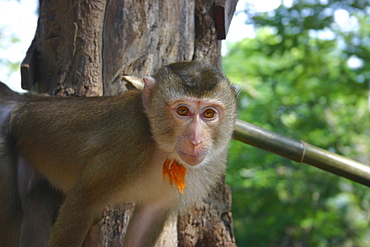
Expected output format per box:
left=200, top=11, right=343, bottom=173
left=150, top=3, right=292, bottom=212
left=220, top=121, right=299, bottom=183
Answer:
left=190, top=139, right=202, bottom=147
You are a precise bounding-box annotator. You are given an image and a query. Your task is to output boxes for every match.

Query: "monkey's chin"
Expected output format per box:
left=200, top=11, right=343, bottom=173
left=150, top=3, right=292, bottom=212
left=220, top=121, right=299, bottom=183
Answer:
left=178, top=151, right=206, bottom=167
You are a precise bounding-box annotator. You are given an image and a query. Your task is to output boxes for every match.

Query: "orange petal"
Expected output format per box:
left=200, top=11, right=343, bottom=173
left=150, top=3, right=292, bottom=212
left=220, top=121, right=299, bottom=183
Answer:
left=162, top=159, right=187, bottom=193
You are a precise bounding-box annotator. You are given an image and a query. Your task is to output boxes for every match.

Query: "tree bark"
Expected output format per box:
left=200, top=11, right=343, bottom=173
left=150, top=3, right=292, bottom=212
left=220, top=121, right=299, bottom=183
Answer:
left=21, top=0, right=237, bottom=246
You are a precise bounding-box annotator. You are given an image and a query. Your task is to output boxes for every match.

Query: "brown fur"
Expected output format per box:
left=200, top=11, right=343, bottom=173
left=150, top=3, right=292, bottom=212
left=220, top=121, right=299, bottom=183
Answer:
left=0, top=62, right=237, bottom=247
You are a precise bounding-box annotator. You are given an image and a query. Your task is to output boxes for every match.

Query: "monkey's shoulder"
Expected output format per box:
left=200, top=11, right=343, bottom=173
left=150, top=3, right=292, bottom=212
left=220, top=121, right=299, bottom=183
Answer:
left=20, top=89, right=141, bottom=105
left=13, top=90, right=143, bottom=116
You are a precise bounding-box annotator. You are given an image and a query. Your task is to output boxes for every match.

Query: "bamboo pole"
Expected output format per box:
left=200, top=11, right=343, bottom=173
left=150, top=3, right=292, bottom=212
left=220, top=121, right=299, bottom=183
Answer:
left=233, top=119, right=370, bottom=187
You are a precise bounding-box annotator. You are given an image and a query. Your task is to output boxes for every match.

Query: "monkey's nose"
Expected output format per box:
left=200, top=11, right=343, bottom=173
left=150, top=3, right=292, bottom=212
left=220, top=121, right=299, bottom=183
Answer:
left=190, top=139, right=202, bottom=147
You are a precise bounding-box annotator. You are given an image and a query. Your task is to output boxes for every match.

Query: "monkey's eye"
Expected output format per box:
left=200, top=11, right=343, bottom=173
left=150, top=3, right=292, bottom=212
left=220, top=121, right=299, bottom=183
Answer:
left=177, top=106, right=190, bottom=116
left=203, top=108, right=216, bottom=118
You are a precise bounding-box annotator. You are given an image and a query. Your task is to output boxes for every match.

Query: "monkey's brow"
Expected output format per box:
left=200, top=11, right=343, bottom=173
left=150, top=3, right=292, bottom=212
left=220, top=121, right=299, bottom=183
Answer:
left=168, top=97, right=225, bottom=107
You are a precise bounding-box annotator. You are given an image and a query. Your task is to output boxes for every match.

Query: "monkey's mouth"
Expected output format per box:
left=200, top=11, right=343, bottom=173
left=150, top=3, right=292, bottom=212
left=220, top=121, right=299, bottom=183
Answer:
left=178, top=150, right=207, bottom=166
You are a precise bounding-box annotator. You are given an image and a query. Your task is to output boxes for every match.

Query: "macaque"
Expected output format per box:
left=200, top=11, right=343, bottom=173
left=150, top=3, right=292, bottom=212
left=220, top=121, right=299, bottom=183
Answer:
left=0, top=61, right=237, bottom=247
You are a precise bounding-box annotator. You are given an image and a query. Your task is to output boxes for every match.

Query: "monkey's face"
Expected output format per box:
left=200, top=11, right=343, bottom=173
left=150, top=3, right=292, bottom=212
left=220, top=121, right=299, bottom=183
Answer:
left=165, top=97, right=225, bottom=167
left=142, top=62, right=238, bottom=167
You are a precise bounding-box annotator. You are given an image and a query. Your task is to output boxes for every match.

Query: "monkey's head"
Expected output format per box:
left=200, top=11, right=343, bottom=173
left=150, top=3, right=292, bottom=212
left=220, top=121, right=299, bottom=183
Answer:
left=142, top=61, right=238, bottom=167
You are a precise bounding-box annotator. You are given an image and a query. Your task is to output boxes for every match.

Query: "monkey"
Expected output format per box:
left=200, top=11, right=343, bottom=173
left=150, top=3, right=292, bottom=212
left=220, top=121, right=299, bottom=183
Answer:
left=0, top=61, right=238, bottom=247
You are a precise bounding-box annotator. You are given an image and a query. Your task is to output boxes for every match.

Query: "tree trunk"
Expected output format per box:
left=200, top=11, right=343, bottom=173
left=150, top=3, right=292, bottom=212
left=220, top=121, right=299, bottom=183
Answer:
left=21, top=0, right=237, bottom=246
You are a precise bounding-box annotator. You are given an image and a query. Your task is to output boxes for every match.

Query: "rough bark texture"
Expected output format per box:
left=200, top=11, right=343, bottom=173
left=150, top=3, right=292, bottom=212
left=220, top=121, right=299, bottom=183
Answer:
left=178, top=179, right=235, bottom=247
left=22, top=0, right=237, bottom=246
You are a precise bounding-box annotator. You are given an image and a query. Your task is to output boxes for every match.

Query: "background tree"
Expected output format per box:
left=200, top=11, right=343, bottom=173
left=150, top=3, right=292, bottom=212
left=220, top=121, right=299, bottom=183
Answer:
left=20, top=0, right=238, bottom=246
left=223, top=0, right=370, bottom=246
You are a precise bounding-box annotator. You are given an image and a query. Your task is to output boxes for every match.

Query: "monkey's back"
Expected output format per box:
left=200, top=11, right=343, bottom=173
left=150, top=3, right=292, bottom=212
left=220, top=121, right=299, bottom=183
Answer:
left=10, top=90, right=154, bottom=193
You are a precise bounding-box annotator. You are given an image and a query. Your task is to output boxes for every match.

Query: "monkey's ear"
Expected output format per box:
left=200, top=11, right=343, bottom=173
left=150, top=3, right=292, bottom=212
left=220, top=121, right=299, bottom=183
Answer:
left=142, top=76, right=156, bottom=108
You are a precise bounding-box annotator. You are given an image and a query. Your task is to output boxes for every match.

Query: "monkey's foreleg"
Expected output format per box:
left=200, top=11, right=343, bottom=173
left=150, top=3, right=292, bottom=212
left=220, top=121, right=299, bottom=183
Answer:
left=48, top=185, right=101, bottom=247
left=122, top=204, right=170, bottom=247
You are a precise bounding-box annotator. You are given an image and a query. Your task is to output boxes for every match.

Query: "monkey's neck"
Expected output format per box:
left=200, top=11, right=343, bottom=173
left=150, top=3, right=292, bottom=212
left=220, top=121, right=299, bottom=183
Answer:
left=162, top=159, right=186, bottom=193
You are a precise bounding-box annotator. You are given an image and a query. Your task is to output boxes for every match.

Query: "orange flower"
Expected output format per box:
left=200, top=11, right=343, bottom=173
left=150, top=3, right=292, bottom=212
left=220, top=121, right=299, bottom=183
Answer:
left=162, top=159, right=187, bottom=193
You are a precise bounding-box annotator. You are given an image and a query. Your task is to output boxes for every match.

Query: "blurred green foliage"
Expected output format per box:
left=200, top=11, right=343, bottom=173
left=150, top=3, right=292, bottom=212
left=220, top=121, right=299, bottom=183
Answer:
left=0, top=30, right=20, bottom=78
left=223, top=0, right=370, bottom=246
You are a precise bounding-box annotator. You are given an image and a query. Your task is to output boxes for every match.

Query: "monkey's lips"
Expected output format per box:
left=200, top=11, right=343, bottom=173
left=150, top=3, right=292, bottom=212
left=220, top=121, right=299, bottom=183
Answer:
left=178, top=150, right=206, bottom=166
